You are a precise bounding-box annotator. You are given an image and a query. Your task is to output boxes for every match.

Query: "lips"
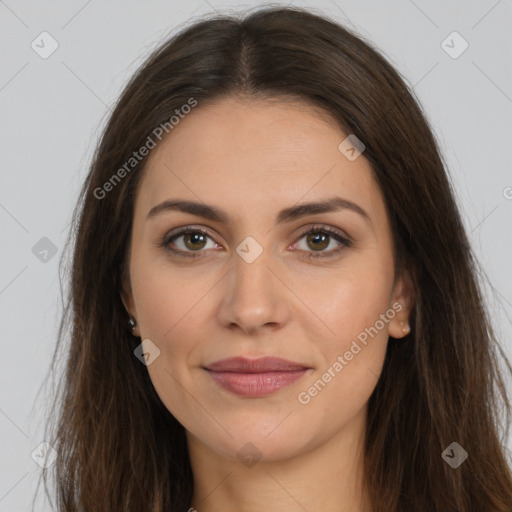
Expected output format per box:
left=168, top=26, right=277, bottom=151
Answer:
left=204, top=356, right=311, bottom=397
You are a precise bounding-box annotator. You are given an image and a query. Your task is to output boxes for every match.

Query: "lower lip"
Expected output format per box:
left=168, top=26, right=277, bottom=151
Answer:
left=205, top=369, right=308, bottom=397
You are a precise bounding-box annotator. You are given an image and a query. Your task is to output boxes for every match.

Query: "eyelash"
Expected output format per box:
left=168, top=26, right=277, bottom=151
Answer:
left=159, top=224, right=352, bottom=261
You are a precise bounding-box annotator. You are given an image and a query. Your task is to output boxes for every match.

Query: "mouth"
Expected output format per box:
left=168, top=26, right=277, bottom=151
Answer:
left=203, top=356, right=311, bottom=397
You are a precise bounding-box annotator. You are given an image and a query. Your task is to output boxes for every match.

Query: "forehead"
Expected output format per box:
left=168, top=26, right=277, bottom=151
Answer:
left=135, top=96, right=385, bottom=227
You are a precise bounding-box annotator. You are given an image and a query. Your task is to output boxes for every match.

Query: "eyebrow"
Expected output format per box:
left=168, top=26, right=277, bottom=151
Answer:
left=146, top=196, right=371, bottom=227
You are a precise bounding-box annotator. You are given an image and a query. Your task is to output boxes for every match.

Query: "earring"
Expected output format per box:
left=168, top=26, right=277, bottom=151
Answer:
left=128, top=316, right=137, bottom=331
left=400, top=321, right=410, bottom=334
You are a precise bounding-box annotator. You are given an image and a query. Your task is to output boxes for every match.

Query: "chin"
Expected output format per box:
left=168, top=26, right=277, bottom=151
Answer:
left=189, top=415, right=316, bottom=465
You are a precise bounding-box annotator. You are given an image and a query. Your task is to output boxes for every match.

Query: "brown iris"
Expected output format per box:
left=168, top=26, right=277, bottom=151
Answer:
left=306, top=232, right=329, bottom=251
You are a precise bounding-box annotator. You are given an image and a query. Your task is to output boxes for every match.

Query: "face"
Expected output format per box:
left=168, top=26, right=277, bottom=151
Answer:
left=122, top=96, right=413, bottom=463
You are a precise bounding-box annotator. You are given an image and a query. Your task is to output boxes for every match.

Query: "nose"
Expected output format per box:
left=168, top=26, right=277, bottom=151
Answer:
left=216, top=245, right=291, bottom=335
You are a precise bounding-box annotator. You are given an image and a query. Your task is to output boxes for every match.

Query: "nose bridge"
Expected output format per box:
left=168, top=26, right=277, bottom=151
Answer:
left=218, top=236, right=289, bottom=332
left=231, top=238, right=275, bottom=303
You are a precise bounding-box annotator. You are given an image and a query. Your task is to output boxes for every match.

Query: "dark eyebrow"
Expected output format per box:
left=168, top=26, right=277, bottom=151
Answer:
left=146, top=196, right=371, bottom=227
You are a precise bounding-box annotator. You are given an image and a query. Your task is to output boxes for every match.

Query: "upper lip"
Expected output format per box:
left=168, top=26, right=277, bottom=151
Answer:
left=204, top=356, right=310, bottom=373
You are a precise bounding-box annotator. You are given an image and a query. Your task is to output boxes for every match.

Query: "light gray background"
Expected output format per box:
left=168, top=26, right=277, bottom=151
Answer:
left=1, top=0, right=511, bottom=510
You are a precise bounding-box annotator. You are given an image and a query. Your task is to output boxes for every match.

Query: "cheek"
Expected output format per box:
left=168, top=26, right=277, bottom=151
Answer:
left=296, top=260, right=393, bottom=402
left=131, top=254, right=206, bottom=343
left=130, top=258, right=212, bottom=383
left=297, top=252, right=394, bottom=343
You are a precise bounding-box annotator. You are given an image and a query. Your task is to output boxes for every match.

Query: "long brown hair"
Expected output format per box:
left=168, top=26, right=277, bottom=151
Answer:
left=38, top=5, right=512, bottom=511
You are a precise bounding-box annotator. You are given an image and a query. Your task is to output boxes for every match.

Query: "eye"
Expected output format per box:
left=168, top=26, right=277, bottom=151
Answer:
left=160, top=226, right=219, bottom=259
left=292, top=225, right=351, bottom=260
left=159, top=224, right=351, bottom=260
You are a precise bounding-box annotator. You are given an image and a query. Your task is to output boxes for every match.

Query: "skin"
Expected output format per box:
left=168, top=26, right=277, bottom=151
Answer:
left=121, top=96, right=414, bottom=512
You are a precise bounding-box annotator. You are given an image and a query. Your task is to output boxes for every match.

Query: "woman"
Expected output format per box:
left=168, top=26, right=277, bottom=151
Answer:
left=40, top=5, right=512, bottom=511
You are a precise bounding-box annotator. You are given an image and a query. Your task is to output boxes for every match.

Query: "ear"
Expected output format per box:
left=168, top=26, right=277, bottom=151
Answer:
left=120, top=271, right=140, bottom=337
left=388, top=268, right=415, bottom=339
